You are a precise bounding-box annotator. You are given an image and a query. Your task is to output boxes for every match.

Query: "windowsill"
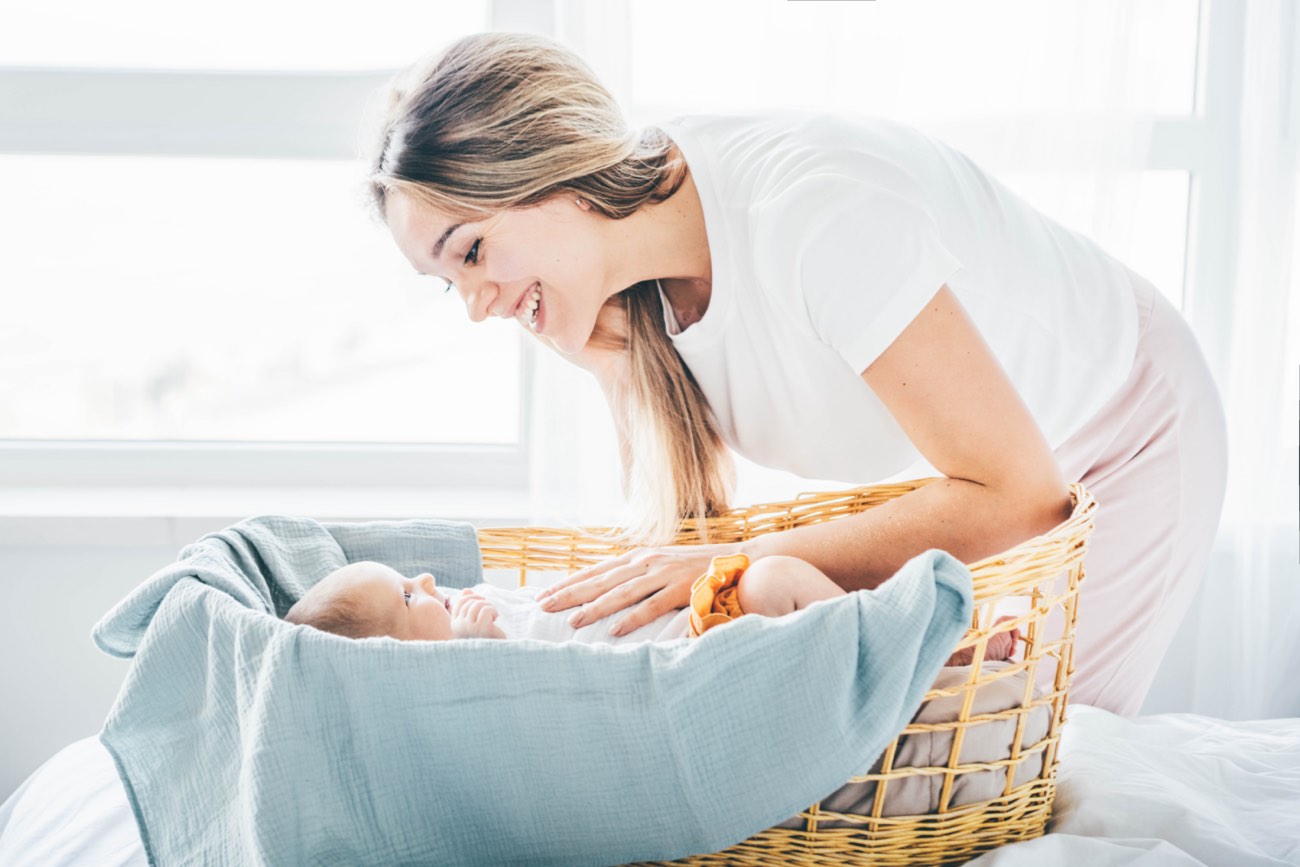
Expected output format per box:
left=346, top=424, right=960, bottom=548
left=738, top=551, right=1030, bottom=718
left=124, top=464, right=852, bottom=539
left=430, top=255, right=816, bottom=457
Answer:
left=0, top=486, right=532, bottom=547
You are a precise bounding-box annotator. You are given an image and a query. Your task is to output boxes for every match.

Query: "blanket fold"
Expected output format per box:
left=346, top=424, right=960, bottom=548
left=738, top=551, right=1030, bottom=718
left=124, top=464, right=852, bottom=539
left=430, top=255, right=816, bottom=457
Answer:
left=93, top=515, right=973, bottom=867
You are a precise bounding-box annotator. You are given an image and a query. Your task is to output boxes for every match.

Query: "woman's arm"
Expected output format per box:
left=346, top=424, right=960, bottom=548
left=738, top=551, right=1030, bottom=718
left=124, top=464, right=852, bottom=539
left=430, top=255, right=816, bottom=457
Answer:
left=739, top=284, right=1073, bottom=591
left=538, top=283, right=1073, bottom=636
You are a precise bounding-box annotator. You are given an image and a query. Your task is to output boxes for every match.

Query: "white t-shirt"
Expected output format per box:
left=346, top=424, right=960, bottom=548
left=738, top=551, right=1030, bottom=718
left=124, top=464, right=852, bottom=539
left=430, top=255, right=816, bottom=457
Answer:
left=652, top=111, right=1141, bottom=483
left=468, top=583, right=692, bottom=645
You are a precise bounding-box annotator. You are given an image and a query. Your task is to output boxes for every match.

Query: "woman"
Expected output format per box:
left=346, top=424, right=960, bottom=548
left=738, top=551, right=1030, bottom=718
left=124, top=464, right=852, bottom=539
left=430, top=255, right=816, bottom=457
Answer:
left=367, top=32, right=1227, bottom=716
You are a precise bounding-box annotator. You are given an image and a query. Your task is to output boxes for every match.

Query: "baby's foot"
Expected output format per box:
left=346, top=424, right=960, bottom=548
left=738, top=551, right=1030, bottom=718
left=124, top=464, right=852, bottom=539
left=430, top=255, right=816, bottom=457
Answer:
left=945, top=615, right=1021, bottom=666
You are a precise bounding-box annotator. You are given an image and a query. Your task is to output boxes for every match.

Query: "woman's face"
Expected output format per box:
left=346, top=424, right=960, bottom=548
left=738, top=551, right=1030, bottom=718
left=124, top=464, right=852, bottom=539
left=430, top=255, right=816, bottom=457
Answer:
left=386, top=190, right=614, bottom=356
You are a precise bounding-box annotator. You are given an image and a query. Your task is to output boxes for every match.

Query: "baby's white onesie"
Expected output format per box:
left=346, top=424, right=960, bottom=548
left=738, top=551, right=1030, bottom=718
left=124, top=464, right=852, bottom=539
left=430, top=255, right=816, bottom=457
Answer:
left=466, top=583, right=692, bottom=645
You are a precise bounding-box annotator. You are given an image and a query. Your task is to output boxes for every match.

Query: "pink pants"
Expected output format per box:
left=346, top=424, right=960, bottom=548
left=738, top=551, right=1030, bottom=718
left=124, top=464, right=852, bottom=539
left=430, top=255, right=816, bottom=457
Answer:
left=1049, top=273, right=1228, bottom=716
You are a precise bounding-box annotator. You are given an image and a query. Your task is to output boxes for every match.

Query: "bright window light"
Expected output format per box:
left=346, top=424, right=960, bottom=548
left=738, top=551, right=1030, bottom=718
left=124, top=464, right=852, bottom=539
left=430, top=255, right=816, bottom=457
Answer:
left=628, top=0, right=1198, bottom=121
left=0, top=155, right=519, bottom=444
left=0, top=1, right=489, bottom=71
left=997, top=170, right=1191, bottom=308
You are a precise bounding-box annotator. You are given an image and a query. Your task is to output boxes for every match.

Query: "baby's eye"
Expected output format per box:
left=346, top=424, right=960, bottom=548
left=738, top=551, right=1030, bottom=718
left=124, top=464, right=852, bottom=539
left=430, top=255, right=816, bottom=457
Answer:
left=403, top=591, right=412, bottom=607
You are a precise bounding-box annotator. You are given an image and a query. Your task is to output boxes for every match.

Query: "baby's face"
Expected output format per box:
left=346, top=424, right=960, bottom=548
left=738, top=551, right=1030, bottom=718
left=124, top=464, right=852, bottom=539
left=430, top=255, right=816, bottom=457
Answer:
left=313, top=561, right=458, bottom=641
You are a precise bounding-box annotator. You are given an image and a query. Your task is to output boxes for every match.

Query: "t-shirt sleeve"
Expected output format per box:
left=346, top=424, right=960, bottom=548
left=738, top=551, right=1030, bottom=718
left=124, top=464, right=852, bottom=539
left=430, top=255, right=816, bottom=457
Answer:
left=753, top=172, right=964, bottom=376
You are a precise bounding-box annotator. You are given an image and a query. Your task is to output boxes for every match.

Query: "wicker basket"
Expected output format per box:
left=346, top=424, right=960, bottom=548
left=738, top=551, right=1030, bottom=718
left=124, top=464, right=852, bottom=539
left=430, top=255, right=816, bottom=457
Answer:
left=476, top=478, right=1097, bottom=866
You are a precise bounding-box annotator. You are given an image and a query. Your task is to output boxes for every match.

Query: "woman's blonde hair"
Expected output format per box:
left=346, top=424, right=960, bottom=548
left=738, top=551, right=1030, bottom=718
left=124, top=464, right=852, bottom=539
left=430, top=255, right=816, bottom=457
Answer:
left=365, top=32, right=734, bottom=546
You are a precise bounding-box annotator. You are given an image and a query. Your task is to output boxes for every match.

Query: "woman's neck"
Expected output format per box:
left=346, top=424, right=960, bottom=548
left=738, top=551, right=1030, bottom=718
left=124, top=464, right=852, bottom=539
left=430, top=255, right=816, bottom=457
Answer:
left=651, top=153, right=713, bottom=327
left=604, top=144, right=713, bottom=325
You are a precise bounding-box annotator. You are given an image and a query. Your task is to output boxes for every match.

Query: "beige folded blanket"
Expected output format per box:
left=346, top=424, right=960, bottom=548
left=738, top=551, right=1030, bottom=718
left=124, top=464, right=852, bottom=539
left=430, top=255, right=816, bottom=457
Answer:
left=777, top=662, right=1049, bottom=824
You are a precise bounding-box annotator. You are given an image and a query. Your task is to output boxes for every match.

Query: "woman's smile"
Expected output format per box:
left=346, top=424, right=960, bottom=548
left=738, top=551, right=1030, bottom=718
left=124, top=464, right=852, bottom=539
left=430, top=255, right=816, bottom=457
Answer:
left=511, top=282, right=543, bottom=330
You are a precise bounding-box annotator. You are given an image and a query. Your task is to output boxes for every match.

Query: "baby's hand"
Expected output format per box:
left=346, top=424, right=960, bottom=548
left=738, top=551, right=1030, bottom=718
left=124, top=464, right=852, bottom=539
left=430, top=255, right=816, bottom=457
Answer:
left=451, top=589, right=507, bottom=640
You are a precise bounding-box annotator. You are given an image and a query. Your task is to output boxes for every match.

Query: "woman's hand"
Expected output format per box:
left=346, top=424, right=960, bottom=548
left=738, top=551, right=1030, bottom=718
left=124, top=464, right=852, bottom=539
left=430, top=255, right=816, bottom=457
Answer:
left=536, top=542, right=746, bottom=636
left=451, top=589, right=506, bottom=640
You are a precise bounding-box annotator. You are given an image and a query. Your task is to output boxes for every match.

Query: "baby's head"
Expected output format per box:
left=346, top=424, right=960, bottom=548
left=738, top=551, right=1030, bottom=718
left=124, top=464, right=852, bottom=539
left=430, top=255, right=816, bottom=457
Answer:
left=284, top=561, right=456, bottom=641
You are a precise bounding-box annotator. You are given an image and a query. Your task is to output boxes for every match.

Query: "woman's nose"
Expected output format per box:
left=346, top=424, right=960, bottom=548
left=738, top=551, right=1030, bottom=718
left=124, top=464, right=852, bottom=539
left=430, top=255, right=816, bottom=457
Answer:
left=462, top=281, right=500, bottom=323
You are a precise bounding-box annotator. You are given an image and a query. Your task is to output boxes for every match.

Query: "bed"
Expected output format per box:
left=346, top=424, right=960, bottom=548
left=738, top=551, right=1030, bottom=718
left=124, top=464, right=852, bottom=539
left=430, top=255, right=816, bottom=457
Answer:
left=2, top=705, right=1296, bottom=866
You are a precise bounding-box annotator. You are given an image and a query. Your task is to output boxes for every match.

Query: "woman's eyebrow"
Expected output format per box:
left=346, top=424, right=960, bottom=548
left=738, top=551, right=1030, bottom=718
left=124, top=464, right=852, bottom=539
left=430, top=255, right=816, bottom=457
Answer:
left=431, top=223, right=464, bottom=262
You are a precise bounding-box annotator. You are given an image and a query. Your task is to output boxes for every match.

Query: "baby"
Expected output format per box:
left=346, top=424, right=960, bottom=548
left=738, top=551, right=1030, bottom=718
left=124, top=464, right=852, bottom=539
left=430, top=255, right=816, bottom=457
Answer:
left=285, top=554, right=1019, bottom=664
left=284, top=554, right=847, bottom=643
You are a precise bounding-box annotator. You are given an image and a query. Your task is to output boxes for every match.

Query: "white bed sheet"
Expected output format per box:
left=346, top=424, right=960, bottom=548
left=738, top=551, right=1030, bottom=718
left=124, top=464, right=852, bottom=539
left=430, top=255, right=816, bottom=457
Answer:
left=968, top=706, right=1300, bottom=866
left=1, top=706, right=1296, bottom=866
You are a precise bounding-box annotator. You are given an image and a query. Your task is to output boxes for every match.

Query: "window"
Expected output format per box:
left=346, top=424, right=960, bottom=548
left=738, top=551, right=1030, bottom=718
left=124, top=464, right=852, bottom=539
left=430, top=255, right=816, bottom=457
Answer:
left=997, top=170, right=1191, bottom=308
left=615, top=0, right=1200, bottom=316
left=0, top=0, right=534, bottom=495
left=625, top=0, right=1198, bottom=122
left=0, top=155, right=517, bottom=445
left=1, top=1, right=489, bottom=70
left=3, top=0, right=1267, bottom=515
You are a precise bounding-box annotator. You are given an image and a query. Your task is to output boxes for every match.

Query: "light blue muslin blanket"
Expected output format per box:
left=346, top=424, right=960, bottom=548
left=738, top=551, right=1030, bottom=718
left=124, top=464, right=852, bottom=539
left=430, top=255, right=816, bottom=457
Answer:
left=92, top=515, right=974, bottom=867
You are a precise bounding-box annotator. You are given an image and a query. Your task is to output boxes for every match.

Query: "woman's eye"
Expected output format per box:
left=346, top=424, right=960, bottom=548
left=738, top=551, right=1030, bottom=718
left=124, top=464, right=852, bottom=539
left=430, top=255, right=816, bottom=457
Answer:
left=464, top=238, right=481, bottom=266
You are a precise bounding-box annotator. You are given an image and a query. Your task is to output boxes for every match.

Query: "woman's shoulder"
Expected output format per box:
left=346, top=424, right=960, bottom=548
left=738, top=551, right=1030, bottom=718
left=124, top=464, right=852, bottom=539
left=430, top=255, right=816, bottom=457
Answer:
left=746, top=165, right=934, bottom=288
left=661, top=113, right=924, bottom=228
left=659, top=110, right=947, bottom=309
left=660, top=108, right=924, bottom=161
left=655, top=107, right=896, bottom=138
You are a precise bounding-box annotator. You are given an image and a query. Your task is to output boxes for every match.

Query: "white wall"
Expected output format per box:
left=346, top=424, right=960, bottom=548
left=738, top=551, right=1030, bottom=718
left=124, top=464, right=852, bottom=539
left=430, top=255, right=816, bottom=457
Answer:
left=1, top=541, right=173, bottom=802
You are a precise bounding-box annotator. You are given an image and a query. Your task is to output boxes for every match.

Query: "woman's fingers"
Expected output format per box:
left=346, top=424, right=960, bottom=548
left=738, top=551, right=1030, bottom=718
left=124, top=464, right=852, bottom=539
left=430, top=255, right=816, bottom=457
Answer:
left=552, top=561, right=662, bottom=626
left=540, top=544, right=735, bottom=634
left=573, top=566, right=697, bottom=634
left=537, top=553, right=626, bottom=596
left=563, top=570, right=651, bottom=627
left=538, top=552, right=636, bottom=610
left=605, top=591, right=684, bottom=638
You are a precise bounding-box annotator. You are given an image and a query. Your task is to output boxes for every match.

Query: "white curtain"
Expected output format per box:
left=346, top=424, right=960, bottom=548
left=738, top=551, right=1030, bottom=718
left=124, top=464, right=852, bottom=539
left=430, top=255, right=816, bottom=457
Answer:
left=530, top=0, right=1300, bottom=718
left=1144, top=0, right=1300, bottom=720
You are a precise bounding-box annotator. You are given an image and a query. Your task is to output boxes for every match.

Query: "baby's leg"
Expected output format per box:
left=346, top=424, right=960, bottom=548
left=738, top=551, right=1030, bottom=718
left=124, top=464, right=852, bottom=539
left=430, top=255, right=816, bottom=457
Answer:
left=737, top=555, right=847, bottom=617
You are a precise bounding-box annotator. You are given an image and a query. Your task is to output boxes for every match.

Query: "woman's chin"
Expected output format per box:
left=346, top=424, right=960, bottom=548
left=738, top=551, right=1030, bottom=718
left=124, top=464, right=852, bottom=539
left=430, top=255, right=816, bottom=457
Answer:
left=552, top=334, right=583, bottom=356
left=547, top=323, right=587, bottom=356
